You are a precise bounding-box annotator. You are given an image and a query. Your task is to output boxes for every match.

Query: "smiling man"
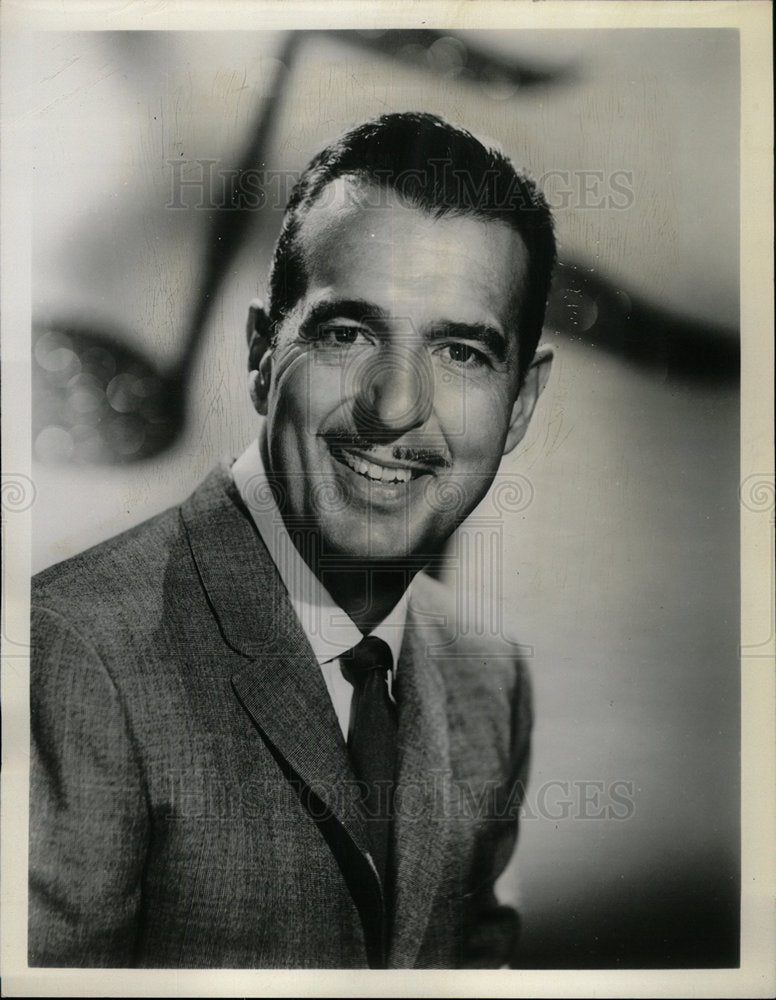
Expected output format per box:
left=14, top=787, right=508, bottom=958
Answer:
left=29, top=112, right=556, bottom=969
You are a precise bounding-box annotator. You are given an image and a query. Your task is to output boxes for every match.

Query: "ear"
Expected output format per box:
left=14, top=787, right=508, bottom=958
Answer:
left=246, top=298, right=273, bottom=416
left=503, top=346, right=553, bottom=455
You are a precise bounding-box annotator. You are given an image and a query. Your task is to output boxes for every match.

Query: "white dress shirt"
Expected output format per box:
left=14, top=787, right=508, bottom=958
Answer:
left=232, top=437, right=411, bottom=740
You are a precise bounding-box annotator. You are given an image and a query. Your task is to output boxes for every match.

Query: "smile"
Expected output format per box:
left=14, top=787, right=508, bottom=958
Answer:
left=332, top=447, right=417, bottom=484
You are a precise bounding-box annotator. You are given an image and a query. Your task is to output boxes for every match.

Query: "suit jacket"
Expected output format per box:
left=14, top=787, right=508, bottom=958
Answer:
left=28, top=465, right=532, bottom=969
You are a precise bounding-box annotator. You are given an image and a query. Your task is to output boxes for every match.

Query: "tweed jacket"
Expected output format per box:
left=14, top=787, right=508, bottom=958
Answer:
left=28, top=465, right=532, bottom=969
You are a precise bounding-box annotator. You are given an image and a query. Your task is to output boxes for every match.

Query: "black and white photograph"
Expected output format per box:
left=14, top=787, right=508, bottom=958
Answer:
left=1, top=1, right=773, bottom=995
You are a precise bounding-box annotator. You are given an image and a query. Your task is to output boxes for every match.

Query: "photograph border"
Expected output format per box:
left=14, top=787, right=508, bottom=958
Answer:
left=2, top=2, right=773, bottom=997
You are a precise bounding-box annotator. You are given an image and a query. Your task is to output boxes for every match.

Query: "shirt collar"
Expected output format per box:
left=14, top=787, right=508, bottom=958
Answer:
left=232, top=435, right=410, bottom=669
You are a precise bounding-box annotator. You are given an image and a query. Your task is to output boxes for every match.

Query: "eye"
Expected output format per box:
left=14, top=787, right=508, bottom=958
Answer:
left=315, top=324, right=372, bottom=347
left=437, top=342, right=489, bottom=368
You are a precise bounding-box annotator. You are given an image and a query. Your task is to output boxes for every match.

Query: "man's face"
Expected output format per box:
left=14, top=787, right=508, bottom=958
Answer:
left=256, top=178, right=542, bottom=562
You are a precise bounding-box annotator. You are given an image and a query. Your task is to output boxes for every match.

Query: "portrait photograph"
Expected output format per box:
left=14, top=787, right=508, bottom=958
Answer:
left=1, top=1, right=773, bottom=997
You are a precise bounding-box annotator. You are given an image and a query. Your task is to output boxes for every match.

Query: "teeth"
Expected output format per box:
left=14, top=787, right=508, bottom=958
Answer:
left=338, top=449, right=412, bottom=484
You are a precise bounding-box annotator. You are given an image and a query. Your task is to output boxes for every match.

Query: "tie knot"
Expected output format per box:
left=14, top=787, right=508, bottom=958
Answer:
left=342, top=635, right=393, bottom=682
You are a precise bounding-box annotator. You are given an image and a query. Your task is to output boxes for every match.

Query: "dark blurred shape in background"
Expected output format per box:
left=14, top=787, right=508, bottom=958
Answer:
left=33, top=320, right=182, bottom=464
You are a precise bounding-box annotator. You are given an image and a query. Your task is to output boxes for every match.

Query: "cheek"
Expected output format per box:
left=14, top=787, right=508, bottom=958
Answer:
left=270, top=353, right=338, bottom=433
left=435, top=378, right=513, bottom=459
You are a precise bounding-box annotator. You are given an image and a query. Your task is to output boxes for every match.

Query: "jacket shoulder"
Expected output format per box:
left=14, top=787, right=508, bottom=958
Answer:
left=409, top=570, right=529, bottom=689
left=33, top=501, right=182, bottom=619
left=31, top=464, right=238, bottom=631
left=407, top=570, right=533, bottom=801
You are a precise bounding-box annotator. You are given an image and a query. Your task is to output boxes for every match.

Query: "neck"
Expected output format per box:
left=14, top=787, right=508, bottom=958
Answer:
left=321, top=564, right=417, bottom=633
left=284, top=522, right=417, bottom=630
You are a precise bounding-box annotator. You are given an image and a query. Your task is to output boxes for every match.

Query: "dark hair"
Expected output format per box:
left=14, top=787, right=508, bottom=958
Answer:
left=268, top=111, right=556, bottom=382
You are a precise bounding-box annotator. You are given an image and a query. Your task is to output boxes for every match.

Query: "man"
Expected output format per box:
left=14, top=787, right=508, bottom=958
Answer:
left=29, top=112, right=555, bottom=968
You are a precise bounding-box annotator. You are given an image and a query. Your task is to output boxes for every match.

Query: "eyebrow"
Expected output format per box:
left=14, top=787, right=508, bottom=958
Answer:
left=298, top=299, right=509, bottom=364
left=298, top=299, right=391, bottom=340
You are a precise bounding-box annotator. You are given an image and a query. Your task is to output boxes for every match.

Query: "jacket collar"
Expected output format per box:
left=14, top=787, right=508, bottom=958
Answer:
left=180, top=463, right=308, bottom=660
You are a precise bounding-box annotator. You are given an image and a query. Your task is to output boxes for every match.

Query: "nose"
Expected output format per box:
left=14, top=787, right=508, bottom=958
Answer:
left=350, top=344, right=434, bottom=438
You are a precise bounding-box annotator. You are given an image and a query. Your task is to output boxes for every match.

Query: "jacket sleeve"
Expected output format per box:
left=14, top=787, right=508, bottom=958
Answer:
left=29, top=605, right=150, bottom=967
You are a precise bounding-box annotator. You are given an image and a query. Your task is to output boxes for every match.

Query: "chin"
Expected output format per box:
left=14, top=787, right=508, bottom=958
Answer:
left=321, top=518, right=442, bottom=565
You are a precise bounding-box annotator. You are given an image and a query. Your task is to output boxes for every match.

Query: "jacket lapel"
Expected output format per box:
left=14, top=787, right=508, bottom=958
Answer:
left=180, top=467, right=382, bottom=918
left=389, top=605, right=453, bottom=968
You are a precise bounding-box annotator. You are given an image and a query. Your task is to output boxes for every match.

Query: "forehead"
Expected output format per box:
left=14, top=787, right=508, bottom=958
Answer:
left=296, top=178, right=529, bottom=334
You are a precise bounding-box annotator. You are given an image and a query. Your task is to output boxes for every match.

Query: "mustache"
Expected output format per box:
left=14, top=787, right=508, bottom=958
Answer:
left=324, top=431, right=452, bottom=470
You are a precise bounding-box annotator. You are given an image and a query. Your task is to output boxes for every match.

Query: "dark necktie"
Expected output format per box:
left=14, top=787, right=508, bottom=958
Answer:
left=341, top=635, right=397, bottom=898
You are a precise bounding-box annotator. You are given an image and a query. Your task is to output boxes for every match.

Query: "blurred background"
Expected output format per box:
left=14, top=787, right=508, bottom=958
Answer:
left=26, top=29, right=739, bottom=967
